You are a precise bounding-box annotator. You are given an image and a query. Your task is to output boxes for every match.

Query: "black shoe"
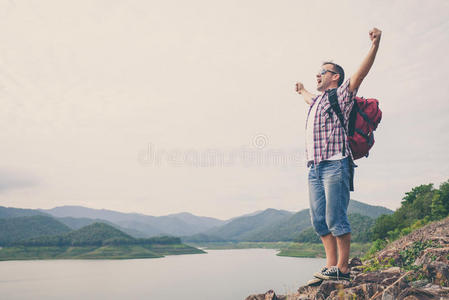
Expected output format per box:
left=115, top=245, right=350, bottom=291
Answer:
left=312, top=266, right=328, bottom=279
left=313, top=266, right=350, bottom=281
left=306, top=277, right=323, bottom=286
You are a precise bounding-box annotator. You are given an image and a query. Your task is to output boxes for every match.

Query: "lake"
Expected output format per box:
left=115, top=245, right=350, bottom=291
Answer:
left=0, top=248, right=325, bottom=300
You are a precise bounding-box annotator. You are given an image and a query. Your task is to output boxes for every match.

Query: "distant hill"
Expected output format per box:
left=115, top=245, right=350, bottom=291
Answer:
left=240, top=209, right=313, bottom=242
left=0, top=215, right=72, bottom=246
left=57, top=217, right=149, bottom=238
left=41, top=206, right=226, bottom=237
left=0, top=206, right=48, bottom=218
left=347, top=200, right=393, bottom=218
left=183, top=208, right=296, bottom=242
left=199, top=208, right=294, bottom=241
left=0, top=206, right=150, bottom=239
left=0, top=222, right=205, bottom=260
left=64, top=223, right=134, bottom=246
left=56, top=216, right=111, bottom=230
left=14, top=222, right=181, bottom=247
left=225, top=210, right=265, bottom=223
left=165, top=212, right=229, bottom=228
left=182, top=200, right=393, bottom=242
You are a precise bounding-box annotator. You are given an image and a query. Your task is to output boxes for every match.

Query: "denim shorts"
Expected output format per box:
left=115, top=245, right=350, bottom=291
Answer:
left=308, top=157, right=351, bottom=237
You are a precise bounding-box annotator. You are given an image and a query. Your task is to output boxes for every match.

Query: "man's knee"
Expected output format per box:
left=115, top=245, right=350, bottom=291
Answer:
left=324, top=216, right=349, bottom=235
left=326, top=213, right=351, bottom=237
left=311, top=217, right=331, bottom=236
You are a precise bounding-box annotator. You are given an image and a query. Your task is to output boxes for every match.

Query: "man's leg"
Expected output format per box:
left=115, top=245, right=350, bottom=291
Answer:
left=320, top=233, right=337, bottom=268
left=323, top=158, right=351, bottom=273
left=308, top=164, right=334, bottom=268
left=336, top=233, right=351, bottom=273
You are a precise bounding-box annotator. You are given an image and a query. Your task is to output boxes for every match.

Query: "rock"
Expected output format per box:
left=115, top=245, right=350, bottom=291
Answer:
left=352, top=268, right=402, bottom=285
left=297, top=284, right=319, bottom=295
left=327, top=282, right=383, bottom=299
left=422, top=284, right=449, bottom=298
left=423, top=261, right=449, bottom=286
left=396, top=287, right=440, bottom=300
left=350, top=265, right=364, bottom=273
left=409, top=279, right=429, bottom=288
left=245, top=290, right=287, bottom=300
left=414, top=247, right=449, bottom=265
left=348, top=257, right=362, bottom=268
left=314, top=280, right=350, bottom=300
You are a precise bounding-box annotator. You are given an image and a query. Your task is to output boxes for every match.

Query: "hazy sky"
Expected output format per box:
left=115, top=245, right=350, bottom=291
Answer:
left=0, top=0, right=448, bottom=220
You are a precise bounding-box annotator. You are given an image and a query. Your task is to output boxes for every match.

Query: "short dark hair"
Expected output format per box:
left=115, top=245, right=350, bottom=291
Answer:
left=322, top=61, right=345, bottom=86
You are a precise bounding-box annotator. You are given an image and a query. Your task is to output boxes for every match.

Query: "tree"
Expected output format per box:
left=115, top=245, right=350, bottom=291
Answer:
left=438, top=180, right=449, bottom=213
left=402, top=184, right=434, bottom=205
left=372, top=214, right=396, bottom=240
left=372, top=180, right=449, bottom=243
left=431, top=192, right=448, bottom=220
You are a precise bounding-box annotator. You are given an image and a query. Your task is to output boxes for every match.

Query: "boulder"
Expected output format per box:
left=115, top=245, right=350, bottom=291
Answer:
left=423, top=262, right=449, bottom=286
left=327, top=282, right=383, bottom=299
left=244, top=290, right=287, bottom=300
left=314, top=280, right=350, bottom=300
left=396, top=288, right=438, bottom=300
left=351, top=267, right=402, bottom=285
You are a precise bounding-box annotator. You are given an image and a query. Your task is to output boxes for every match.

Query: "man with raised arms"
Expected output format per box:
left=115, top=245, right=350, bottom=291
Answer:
left=295, top=28, right=382, bottom=281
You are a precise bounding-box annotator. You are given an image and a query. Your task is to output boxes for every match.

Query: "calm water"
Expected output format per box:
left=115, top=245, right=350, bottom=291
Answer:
left=0, top=249, right=325, bottom=300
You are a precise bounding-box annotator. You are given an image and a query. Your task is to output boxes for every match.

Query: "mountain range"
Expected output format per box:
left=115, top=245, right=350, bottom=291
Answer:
left=182, top=200, right=392, bottom=242
left=0, top=200, right=392, bottom=245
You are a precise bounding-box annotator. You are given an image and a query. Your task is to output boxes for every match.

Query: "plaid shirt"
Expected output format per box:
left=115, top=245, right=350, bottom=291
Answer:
left=305, top=79, right=358, bottom=165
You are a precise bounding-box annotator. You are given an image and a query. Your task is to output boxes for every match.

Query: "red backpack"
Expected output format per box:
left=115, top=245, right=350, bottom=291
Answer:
left=329, top=90, right=382, bottom=160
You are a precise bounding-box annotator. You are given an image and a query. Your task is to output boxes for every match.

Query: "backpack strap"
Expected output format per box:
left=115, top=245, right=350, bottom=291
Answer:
left=328, top=88, right=356, bottom=192
left=328, top=88, right=347, bottom=156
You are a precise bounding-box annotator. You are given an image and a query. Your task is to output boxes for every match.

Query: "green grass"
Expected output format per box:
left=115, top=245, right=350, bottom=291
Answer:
left=0, top=244, right=205, bottom=261
left=76, top=245, right=162, bottom=259
left=0, top=246, right=70, bottom=260
left=277, top=242, right=372, bottom=258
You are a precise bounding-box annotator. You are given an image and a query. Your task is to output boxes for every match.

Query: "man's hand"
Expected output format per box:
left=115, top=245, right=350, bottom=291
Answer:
left=349, top=27, right=382, bottom=92
left=369, top=28, right=382, bottom=47
left=295, top=82, right=316, bottom=105
left=295, top=82, right=304, bottom=94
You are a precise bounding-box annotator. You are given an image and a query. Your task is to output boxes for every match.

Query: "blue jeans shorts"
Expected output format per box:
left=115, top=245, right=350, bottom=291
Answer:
left=308, top=157, right=351, bottom=237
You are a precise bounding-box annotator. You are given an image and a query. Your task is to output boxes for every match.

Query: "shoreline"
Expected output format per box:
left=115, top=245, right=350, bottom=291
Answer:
left=186, top=241, right=371, bottom=258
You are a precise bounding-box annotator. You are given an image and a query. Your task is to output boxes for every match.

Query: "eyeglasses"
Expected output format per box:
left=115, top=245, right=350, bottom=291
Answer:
left=318, top=69, right=338, bottom=76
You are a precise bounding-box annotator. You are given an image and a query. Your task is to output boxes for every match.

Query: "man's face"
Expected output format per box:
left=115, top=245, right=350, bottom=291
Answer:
left=316, top=64, right=339, bottom=92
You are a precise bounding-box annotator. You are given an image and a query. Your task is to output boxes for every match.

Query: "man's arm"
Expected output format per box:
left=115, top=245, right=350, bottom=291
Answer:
left=296, top=82, right=317, bottom=105
left=349, top=28, right=382, bottom=93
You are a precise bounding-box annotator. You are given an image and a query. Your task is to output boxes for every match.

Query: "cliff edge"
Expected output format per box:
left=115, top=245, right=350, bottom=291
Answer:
left=246, top=216, right=449, bottom=300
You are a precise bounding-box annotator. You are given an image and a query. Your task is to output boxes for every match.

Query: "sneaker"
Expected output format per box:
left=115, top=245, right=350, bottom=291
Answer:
left=312, top=266, right=328, bottom=278
left=306, top=277, right=323, bottom=286
left=313, top=266, right=350, bottom=281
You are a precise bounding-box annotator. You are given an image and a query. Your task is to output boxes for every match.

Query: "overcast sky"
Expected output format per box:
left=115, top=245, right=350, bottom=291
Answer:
left=0, top=0, right=448, bottom=220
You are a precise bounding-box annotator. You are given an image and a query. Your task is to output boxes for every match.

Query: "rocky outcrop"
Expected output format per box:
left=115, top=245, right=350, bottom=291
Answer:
left=245, top=217, right=449, bottom=300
